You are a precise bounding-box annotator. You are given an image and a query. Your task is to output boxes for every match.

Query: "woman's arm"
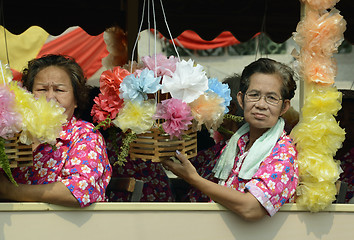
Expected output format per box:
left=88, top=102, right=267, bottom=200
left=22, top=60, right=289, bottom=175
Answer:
left=0, top=172, right=80, bottom=207
left=162, top=152, right=267, bottom=221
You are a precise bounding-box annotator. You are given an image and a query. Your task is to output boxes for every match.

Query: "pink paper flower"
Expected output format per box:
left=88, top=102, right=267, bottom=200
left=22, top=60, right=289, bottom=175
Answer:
left=141, top=53, right=178, bottom=77
left=154, top=98, right=193, bottom=139
left=0, top=85, right=22, bottom=139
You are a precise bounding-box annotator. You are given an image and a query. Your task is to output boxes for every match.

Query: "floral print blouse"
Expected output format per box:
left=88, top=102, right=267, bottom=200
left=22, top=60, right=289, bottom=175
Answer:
left=12, top=116, right=112, bottom=207
left=187, top=131, right=298, bottom=216
left=222, top=131, right=298, bottom=216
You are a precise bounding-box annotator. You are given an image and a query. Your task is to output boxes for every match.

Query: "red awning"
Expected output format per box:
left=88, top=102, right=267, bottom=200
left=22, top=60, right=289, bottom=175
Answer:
left=38, top=28, right=108, bottom=79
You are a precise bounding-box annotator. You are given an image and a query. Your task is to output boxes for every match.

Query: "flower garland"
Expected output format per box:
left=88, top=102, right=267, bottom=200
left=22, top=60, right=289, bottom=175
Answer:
left=290, top=0, right=346, bottom=212
left=91, top=53, right=232, bottom=166
left=0, top=61, right=67, bottom=183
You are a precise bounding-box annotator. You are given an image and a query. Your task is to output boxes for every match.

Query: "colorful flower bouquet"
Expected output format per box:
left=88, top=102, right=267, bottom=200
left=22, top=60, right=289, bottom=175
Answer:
left=91, top=54, right=233, bottom=166
left=0, top=61, right=66, bottom=184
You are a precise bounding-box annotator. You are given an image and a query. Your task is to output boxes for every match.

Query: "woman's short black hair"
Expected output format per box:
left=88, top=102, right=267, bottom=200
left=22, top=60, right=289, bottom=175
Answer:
left=240, top=58, right=297, bottom=101
left=21, top=54, right=89, bottom=119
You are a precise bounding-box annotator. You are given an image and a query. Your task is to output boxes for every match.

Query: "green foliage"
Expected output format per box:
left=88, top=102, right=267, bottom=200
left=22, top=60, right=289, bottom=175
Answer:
left=0, top=137, right=18, bottom=186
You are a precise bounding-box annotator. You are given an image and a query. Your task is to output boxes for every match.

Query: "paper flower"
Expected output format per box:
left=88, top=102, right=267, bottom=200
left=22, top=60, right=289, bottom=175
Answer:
left=119, top=69, right=162, bottom=103
left=99, top=66, right=131, bottom=97
left=141, top=53, right=178, bottom=77
left=0, top=85, right=22, bottom=139
left=189, top=91, right=225, bottom=131
left=161, top=59, right=208, bottom=103
left=154, top=98, right=193, bottom=139
left=296, top=181, right=337, bottom=212
left=294, top=9, right=346, bottom=59
left=8, top=81, right=66, bottom=145
left=302, top=0, right=339, bottom=11
left=112, top=100, right=156, bottom=134
left=300, top=53, right=337, bottom=84
left=91, top=93, right=123, bottom=124
left=291, top=1, right=345, bottom=212
left=91, top=66, right=129, bottom=125
left=207, top=78, right=231, bottom=114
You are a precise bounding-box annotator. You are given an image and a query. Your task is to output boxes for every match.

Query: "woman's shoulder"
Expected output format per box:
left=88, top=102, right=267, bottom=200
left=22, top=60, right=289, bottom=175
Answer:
left=273, top=131, right=297, bottom=155
left=69, top=118, right=103, bottom=139
left=277, top=131, right=294, bottom=145
left=74, top=118, right=95, bottom=129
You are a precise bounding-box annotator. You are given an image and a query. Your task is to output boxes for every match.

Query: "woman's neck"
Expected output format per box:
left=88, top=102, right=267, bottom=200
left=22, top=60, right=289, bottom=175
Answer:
left=246, top=127, right=268, bottom=151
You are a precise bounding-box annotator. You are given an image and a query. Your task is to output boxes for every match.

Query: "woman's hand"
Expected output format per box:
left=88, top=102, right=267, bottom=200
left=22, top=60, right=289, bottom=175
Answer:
left=162, top=151, right=201, bottom=184
left=162, top=151, right=267, bottom=221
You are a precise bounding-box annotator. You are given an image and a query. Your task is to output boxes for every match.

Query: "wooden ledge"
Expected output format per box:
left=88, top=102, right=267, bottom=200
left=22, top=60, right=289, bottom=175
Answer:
left=1, top=202, right=354, bottom=212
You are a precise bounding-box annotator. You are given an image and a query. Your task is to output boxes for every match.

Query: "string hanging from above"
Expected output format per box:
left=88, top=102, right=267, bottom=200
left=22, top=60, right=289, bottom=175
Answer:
left=91, top=0, right=233, bottom=165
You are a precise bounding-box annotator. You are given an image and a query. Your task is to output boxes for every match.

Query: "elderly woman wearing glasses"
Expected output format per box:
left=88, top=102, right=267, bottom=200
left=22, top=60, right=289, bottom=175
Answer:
left=163, top=58, right=298, bottom=221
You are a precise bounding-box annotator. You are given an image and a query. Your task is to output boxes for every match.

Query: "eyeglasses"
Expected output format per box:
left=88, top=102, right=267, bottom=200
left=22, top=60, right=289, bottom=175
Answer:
left=245, top=91, right=282, bottom=105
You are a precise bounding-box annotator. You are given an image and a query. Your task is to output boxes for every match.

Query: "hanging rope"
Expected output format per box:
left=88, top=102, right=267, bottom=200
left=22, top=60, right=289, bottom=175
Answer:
left=130, top=0, right=146, bottom=73
left=159, top=0, right=180, bottom=60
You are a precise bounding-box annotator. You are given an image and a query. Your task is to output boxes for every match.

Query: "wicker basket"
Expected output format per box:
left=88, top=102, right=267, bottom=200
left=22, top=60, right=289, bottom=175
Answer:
left=129, top=126, right=197, bottom=162
left=4, top=134, right=33, bottom=168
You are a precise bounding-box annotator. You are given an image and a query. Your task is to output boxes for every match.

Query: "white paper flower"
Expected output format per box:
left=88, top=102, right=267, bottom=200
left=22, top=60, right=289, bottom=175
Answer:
left=161, top=59, right=208, bottom=103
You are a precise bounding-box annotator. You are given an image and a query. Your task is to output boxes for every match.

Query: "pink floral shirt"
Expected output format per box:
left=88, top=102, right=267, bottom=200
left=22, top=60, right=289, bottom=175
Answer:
left=222, top=131, right=298, bottom=216
left=12, top=116, right=112, bottom=207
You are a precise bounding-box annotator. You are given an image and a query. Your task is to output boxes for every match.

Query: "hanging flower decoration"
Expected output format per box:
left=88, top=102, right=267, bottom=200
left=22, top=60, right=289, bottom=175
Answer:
left=161, top=59, right=209, bottom=103
left=100, top=66, right=130, bottom=96
left=91, top=93, right=122, bottom=124
left=0, top=61, right=66, bottom=184
left=207, top=78, right=232, bottom=114
left=91, top=66, right=130, bottom=129
left=113, top=100, right=156, bottom=134
left=154, top=98, right=193, bottom=139
left=141, top=53, right=178, bottom=77
left=119, top=68, right=162, bottom=103
left=91, top=55, right=231, bottom=166
left=189, top=91, right=225, bottom=131
left=0, top=85, right=22, bottom=139
left=290, top=0, right=346, bottom=212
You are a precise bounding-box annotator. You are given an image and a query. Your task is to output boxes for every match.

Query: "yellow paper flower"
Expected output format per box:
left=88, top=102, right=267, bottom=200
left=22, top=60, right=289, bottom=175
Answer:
left=296, top=181, right=337, bottom=212
left=291, top=113, right=345, bottom=155
left=297, top=149, right=341, bottom=183
left=112, top=100, right=156, bottom=134
left=302, top=84, right=342, bottom=116
left=8, top=81, right=66, bottom=145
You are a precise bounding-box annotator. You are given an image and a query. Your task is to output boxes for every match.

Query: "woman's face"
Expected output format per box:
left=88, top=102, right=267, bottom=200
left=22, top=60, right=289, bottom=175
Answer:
left=237, top=73, right=289, bottom=135
left=32, top=66, right=77, bottom=120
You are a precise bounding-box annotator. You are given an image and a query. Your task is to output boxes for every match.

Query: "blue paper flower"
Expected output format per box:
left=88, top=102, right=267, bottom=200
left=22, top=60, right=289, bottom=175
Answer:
left=207, top=78, right=232, bottom=113
left=119, top=69, right=162, bottom=103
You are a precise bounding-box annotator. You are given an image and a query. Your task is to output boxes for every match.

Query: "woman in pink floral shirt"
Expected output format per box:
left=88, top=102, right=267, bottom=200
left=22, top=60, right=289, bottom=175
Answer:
left=163, top=58, right=298, bottom=220
left=0, top=55, right=112, bottom=207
